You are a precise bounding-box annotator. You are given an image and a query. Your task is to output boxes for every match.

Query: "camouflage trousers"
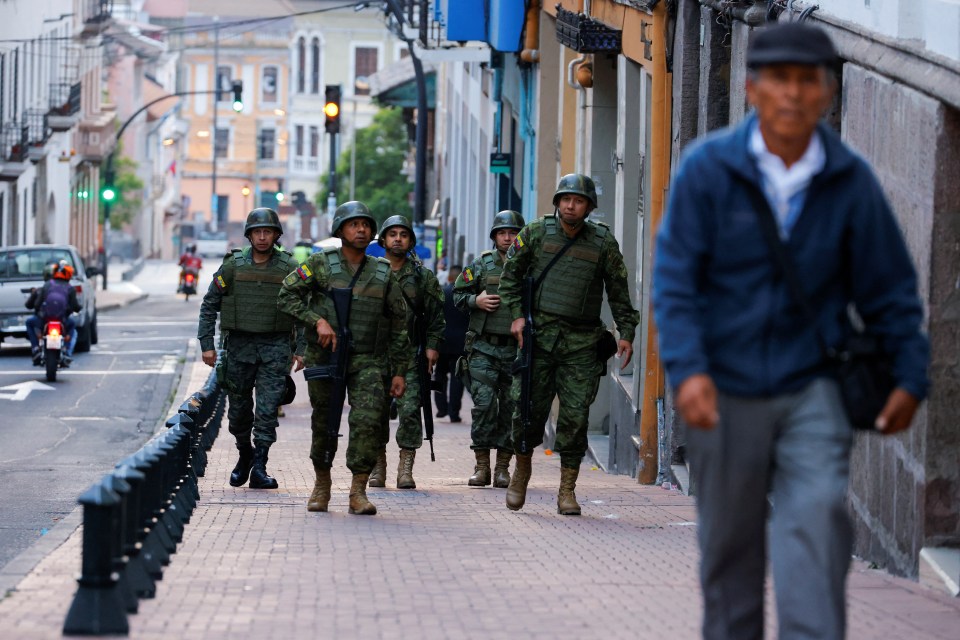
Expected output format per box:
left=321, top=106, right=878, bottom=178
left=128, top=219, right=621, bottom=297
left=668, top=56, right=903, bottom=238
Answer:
left=375, top=366, right=424, bottom=451
left=225, top=356, right=289, bottom=447
left=467, top=342, right=515, bottom=450
left=510, top=340, right=603, bottom=468
left=307, top=352, right=389, bottom=474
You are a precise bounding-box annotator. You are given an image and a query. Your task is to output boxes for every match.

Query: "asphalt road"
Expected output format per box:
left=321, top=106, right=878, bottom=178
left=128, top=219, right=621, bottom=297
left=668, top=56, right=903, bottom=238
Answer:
left=0, top=262, right=199, bottom=571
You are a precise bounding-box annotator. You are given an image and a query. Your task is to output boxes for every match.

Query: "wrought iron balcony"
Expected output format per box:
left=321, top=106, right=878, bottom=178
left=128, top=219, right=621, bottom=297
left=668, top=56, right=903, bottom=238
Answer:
left=2, top=122, right=29, bottom=163
left=48, top=81, right=82, bottom=131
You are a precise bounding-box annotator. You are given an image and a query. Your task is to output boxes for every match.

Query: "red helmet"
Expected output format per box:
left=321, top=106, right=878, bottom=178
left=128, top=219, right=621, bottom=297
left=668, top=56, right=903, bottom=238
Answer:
left=53, top=263, right=74, bottom=280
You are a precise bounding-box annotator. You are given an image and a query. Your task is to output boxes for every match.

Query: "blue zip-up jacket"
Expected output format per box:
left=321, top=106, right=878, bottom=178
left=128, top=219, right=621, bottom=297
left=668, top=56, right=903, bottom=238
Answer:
left=653, top=115, right=929, bottom=400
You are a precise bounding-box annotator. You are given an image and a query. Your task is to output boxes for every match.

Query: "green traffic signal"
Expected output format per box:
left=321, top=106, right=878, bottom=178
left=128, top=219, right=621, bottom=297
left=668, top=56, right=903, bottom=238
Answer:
left=102, top=186, right=116, bottom=202
left=231, top=80, right=243, bottom=112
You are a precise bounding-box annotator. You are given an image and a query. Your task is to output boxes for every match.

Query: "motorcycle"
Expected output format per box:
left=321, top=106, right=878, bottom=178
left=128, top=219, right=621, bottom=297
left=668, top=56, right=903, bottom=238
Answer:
left=178, top=268, right=198, bottom=301
left=38, top=319, right=65, bottom=382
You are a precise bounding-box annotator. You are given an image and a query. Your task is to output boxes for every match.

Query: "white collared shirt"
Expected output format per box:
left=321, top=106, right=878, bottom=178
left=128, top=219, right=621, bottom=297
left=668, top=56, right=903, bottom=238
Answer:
left=749, top=123, right=826, bottom=237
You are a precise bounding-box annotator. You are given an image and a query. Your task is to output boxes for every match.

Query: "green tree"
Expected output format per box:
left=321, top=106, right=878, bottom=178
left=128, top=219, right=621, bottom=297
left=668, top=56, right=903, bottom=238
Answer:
left=317, top=106, right=412, bottom=231
left=99, top=153, right=143, bottom=227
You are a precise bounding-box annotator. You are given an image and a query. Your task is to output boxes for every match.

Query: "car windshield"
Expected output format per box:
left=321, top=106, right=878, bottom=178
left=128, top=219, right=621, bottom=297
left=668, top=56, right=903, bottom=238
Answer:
left=0, top=249, right=75, bottom=280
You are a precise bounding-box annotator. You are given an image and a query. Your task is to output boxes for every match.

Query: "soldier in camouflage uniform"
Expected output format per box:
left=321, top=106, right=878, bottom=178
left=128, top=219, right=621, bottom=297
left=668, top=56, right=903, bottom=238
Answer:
left=368, top=215, right=444, bottom=490
left=277, top=201, right=409, bottom=515
left=453, top=210, right=525, bottom=488
left=499, top=174, right=640, bottom=515
left=198, top=208, right=305, bottom=489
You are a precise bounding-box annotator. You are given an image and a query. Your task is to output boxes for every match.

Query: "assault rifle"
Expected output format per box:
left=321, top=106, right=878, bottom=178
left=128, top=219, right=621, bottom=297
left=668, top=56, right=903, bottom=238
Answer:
left=510, top=275, right=536, bottom=455
left=302, top=287, right=353, bottom=465
left=410, top=281, right=442, bottom=462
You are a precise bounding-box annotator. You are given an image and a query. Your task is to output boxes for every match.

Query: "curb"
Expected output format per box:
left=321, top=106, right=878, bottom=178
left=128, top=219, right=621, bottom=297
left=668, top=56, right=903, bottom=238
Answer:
left=96, top=292, right=149, bottom=314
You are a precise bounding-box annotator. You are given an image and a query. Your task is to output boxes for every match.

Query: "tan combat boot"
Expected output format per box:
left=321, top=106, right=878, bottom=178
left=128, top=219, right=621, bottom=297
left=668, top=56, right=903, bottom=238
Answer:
left=348, top=474, right=377, bottom=515
left=368, top=450, right=387, bottom=488
left=397, top=448, right=417, bottom=489
left=557, top=467, right=581, bottom=516
left=493, top=450, right=512, bottom=488
left=468, top=449, right=491, bottom=486
left=505, top=454, right=532, bottom=511
left=307, top=467, right=331, bottom=512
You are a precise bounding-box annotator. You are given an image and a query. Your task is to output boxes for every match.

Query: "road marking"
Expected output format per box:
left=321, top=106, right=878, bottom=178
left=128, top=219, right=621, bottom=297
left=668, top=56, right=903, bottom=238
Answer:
left=0, top=369, right=177, bottom=376
left=87, top=350, right=180, bottom=355
left=0, top=381, right=55, bottom=401
left=96, top=321, right=198, bottom=327
left=97, top=337, right=193, bottom=343
left=61, top=416, right=110, bottom=421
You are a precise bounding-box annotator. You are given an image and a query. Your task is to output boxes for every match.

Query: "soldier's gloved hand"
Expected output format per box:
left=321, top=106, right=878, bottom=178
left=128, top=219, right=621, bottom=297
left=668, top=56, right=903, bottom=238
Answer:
left=617, top=339, right=634, bottom=369
left=316, top=318, right=336, bottom=350
left=476, top=290, right=500, bottom=312
left=511, top=318, right=526, bottom=347
left=202, top=350, right=217, bottom=367
left=291, top=355, right=305, bottom=372
left=389, top=376, right=406, bottom=398
left=426, top=348, right=439, bottom=375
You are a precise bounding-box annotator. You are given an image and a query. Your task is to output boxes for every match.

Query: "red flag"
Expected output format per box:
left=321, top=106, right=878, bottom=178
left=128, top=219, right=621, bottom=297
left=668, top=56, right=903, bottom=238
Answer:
left=168, top=160, right=176, bottom=175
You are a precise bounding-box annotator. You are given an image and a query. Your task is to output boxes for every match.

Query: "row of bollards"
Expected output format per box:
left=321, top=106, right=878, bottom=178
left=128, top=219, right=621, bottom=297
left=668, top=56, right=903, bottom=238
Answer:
left=62, top=367, right=225, bottom=636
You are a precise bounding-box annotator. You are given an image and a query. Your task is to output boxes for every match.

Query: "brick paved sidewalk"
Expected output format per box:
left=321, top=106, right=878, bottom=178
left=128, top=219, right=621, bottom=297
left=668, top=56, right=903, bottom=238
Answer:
left=0, top=362, right=957, bottom=639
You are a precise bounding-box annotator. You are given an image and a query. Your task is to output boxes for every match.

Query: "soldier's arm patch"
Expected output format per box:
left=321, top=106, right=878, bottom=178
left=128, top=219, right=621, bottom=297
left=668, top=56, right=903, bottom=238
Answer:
left=215, top=275, right=227, bottom=292
left=296, top=264, right=313, bottom=281
left=463, top=268, right=474, bottom=283
left=513, top=235, right=524, bottom=251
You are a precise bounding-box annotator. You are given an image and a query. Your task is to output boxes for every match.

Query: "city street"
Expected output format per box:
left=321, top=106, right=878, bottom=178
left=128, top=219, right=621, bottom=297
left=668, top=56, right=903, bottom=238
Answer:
left=0, top=262, right=957, bottom=639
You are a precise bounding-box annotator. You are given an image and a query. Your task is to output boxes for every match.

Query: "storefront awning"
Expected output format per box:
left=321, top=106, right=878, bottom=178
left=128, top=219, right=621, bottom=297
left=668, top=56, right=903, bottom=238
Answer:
left=368, top=57, right=437, bottom=109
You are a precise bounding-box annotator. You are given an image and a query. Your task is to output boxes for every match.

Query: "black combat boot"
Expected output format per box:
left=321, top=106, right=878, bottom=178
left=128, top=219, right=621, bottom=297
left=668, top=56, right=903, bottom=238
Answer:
left=229, top=440, right=254, bottom=487
left=249, top=444, right=279, bottom=489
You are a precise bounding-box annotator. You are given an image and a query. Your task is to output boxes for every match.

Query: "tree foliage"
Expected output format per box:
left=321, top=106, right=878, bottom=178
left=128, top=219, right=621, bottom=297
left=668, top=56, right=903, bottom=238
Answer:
left=99, top=153, right=143, bottom=227
left=317, top=106, right=412, bottom=231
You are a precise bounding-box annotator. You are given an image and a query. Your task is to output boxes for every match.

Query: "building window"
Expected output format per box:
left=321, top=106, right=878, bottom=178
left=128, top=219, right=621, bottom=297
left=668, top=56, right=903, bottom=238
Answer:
left=297, top=37, right=306, bottom=94
left=262, top=66, right=278, bottom=103
left=311, top=38, right=320, bottom=94
left=309, top=126, right=319, bottom=158
left=214, top=128, right=229, bottom=158
left=216, top=66, right=232, bottom=102
left=353, top=47, right=378, bottom=96
left=260, top=127, right=275, bottom=160
left=295, top=125, right=304, bottom=157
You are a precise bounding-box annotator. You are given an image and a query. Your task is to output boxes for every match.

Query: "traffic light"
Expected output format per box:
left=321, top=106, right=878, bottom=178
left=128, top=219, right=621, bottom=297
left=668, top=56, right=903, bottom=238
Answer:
left=324, top=84, right=341, bottom=134
left=101, top=170, right=116, bottom=203
left=231, top=80, right=243, bottom=112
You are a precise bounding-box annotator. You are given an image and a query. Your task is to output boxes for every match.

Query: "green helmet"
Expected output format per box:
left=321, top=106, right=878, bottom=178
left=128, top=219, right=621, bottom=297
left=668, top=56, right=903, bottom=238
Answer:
left=552, top=173, right=598, bottom=209
left=244, top=207, right=283, bottom=237
left=377, top=215, right=416, bottom=247
left=331, top=201, right=376, bottom=237
left=489, top=210, right=524, bottom=240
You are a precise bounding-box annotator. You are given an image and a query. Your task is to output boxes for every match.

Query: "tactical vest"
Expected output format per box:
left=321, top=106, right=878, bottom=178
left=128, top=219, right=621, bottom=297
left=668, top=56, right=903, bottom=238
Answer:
left=220, top=247, right=297, bottom=333
left=319, top=248, right=390, bottom=354
left=468, top=251, right=513, bottom=336
left=532, top=216, right=607, bottom=322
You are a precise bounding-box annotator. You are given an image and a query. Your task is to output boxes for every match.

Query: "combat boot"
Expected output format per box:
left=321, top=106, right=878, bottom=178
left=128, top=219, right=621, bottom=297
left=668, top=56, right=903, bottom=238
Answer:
left=348, top=474, right=377, bottom=515
left=506, top=454, right=532, bottom=511
left=229, top=440, right=254, bottom=487
left=397, top=448, right=417, bottom=489
left=248, top=444, right=279, bottom=489
left=557, top=467, right=581, bottom=516
left=468, top=449, right=491, bottom=486
left=368, top=450, right=387, bottom=488
left=307, top=467, right=331, bottom=512
left=493, top=450, right=512, bottom=488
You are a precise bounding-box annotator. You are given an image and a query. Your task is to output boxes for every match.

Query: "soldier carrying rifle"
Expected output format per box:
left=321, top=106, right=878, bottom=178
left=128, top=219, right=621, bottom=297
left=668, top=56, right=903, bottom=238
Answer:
left=499, top=175, right=640, bottom=515
left=277, top=201, right=409, bottom=515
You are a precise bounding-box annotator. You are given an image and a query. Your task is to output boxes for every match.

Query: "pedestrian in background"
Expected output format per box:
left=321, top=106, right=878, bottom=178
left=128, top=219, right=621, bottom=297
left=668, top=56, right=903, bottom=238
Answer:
left=198, top=208, right=304, bottom=490
left=652, top=22, right=929, bottom=639
left=499, top=181, right=639, bottom=514
left=367, top=215, right=445, bottom=490
left=277, top=201, right=409, bottom=515
left=434, top=265, right=468, bottom=424
left=454, top=211, right=527, bottom=488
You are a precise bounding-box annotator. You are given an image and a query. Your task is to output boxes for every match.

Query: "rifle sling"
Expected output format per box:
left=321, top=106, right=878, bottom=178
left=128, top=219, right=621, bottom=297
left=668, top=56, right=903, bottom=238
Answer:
left=532, top=230, right=578, bottom=292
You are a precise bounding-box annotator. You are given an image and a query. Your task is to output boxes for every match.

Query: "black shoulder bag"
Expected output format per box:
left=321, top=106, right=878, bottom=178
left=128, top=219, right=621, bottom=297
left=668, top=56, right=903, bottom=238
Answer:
left=748, top=187, right=895, bottom=431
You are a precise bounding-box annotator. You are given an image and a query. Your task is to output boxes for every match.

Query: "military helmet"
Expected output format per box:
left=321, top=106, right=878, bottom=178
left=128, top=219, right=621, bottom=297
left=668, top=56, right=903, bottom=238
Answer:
left=331, top=201, right=376, bottom=237
left=42, top=263, right=57, bottom=281
left=377, top=215, right=416, bottom=247
left=279, top=375, right=297, bottom=406
left=244, top=207, right=283, bottom=237
left=489, top=210, right=524, bottom=240
left=552, top=173, right=598, bottom=209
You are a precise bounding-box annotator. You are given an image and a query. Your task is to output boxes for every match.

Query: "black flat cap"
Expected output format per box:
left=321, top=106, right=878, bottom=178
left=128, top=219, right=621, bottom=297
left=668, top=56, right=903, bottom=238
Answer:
left=746, top=22, right=837, bottom=68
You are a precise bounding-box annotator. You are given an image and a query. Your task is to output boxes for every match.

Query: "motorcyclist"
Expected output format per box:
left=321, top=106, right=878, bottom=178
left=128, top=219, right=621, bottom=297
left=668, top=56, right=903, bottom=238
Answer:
left=25, top=262, right=82, bottom=366
left=178, top=244, right=203, bottom=291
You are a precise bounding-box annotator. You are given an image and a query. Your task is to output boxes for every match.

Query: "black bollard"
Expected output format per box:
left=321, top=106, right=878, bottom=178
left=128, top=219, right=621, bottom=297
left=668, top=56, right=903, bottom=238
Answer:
left=100, top=474, right=138, bottom=614
left=62, top=482, right=129, bottom=635
left=129, top=449, right=172, bottom=572
left=166, top=413, right=200, bottom=504
left=113, top=464, right=155, bottom=600
left=142, top=441, right=180, bottom=553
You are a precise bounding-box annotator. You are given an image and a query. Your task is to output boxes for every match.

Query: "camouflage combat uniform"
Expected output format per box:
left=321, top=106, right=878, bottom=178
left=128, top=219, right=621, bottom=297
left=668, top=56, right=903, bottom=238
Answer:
left=499, top=214, right=639, bottom=469
left=277, top=247, right=409, bottom=474
left=454, top=250, right=516, bottom=453
left=198, top=246, right=304, bottom=448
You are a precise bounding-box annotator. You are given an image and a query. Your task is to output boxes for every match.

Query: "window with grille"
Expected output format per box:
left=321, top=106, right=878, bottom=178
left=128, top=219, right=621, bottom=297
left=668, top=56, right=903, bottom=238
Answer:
left=260, top=128, right=275, bottom=160
left=311, top=38, right=320, bottom=94
left=309, top=126, right=319, bottom=158
left=216, top=66, right=232, bottom=102
left=353, top=47, right=378, bottom=96
left=297, top=37, right=306, bottom=94
left=295, top=125, right=304, bottom=157
left=214, top=128, right=229, bottom=158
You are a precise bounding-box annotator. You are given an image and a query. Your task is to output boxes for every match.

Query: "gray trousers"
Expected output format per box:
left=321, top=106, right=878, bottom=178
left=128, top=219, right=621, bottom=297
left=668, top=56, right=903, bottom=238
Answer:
left=687, top=378, right=854, bottom=640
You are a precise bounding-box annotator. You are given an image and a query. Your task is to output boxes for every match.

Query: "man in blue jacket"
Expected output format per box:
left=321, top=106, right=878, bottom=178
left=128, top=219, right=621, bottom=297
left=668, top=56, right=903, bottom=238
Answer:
left=653, top=22, right=928, bottom=640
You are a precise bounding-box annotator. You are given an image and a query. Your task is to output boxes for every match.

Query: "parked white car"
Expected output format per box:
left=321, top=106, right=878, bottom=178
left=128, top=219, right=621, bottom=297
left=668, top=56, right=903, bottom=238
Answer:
left=0, top=244, right=99, bottom=352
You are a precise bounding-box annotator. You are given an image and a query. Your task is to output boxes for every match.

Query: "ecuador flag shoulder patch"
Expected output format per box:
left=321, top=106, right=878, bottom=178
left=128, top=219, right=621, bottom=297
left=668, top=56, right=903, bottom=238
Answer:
left=215, top=275, right=227, bottom=291
left=513, top=235, right=525, bottom=251
left=463, top=268, right=474, bottom=283
left=297, top=264, right=313, bottom=281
